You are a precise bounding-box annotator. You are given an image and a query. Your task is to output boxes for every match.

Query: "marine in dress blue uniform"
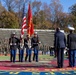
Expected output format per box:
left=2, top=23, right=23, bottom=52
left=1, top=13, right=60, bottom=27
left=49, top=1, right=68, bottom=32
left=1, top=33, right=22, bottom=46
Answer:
left=9, top=32, right=19, bottom=63
left=24, top=35, right=32, bottom=62
left=31, top=32, right=40, bottom=62
left=19, top=38, right=24, bottom=62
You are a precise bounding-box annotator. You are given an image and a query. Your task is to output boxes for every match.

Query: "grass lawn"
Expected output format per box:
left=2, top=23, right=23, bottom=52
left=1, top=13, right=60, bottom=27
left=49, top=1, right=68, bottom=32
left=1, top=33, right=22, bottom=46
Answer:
left=0, top=54, right=54, bottom=61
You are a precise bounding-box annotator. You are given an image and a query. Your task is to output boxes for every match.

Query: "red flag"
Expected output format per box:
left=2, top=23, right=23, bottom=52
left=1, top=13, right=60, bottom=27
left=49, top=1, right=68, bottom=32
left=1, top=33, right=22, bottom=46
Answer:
left=27, top=4, right=34, bottom=37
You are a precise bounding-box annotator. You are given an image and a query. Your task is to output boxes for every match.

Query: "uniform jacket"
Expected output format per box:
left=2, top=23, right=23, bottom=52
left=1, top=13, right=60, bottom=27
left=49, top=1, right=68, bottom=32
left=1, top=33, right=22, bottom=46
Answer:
left=24, top=38, right=31, bottom=48
left=54, top=31, right=66, bottom=48
left=9, top=37, right=19, bottom=50
left=67, top=33, right=76, bottom=50
left=31, top=36, right=39, bottom=48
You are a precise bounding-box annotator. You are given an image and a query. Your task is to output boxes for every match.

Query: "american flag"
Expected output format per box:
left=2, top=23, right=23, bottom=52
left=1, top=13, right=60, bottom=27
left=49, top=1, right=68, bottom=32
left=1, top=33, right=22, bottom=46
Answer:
left=20, top=1, right=27, bottom=39
left=20, top=16, right=27, bottom=38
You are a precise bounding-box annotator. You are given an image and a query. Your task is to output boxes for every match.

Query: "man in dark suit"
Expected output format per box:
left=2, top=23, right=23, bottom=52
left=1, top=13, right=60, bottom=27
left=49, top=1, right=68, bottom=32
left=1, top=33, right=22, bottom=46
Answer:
left=54, top=27, right=66, bottom=68
left=67, top=28, right=73, bottom=67
left=67, top=26, right=76, bottom=67
left=54, top=29, right=58, bottom=58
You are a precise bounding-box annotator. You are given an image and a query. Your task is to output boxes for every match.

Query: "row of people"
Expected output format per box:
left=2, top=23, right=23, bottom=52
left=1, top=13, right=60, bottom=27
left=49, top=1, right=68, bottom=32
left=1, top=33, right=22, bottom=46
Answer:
left=54, top=26, right=76, bottom=68
left=9, top=32, right=40, bottom=63
left=9, top=26, right=76, bottom=68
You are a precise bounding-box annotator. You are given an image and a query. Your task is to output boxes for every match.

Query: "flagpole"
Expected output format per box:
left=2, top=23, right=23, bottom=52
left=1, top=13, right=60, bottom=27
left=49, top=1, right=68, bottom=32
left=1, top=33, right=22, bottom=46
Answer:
left=21, top=0, right=25, bottom=38
left=20, top=0, right=26, bottom=48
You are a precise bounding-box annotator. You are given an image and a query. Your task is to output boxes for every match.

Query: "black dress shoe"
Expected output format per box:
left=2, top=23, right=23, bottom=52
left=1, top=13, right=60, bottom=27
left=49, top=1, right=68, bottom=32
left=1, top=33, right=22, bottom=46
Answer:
left=29, top=60, right=31, bottom=62
left=55, top=66, right=60, bottom=68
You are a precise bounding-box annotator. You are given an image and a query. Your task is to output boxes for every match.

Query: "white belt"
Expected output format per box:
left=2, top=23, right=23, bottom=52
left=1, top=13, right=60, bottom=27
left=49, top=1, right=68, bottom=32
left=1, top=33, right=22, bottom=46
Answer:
left=10, top=43, right=16, bottom=45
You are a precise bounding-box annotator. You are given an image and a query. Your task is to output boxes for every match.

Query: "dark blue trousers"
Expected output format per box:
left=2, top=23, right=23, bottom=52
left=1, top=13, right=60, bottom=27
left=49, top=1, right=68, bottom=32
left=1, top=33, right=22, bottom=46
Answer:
left=19, top=49, right=24, bottom=62
left=25, top=48, right=32, bottom=62
left=69, top=50, right=76, bottom=67
left=68, top=50, right=71, bottom=66
left=10, top=49, right=16, bottom=62
left=33, top=47, right=39, bottom=62
left=57, top=48, right=64, bottom=68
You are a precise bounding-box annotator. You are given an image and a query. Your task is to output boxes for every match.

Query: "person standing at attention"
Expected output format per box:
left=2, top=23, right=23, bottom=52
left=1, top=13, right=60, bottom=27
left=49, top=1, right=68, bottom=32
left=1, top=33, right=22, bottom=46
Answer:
left=67, top=26, right=76, bottom=67
left=24, top=34, right=32, bottom=62
left=54, top=27, right=66, bottom=68
left=9, top=32, right=19, bottom=63
left=31, top=32, right=40, bottom=62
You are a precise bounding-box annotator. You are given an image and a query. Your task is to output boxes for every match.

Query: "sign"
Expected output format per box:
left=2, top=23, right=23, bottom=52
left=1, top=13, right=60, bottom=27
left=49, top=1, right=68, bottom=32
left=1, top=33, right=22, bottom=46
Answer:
left=0, top=71, right=76, bottom=75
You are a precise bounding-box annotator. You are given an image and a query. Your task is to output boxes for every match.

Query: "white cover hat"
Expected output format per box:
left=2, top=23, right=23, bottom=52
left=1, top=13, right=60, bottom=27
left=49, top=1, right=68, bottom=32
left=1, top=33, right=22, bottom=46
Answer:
left=68, top=26, right=75, bottom=31
left=12, top=32, right=16, bottom=34
left=34, top=32, right=37, bottom=34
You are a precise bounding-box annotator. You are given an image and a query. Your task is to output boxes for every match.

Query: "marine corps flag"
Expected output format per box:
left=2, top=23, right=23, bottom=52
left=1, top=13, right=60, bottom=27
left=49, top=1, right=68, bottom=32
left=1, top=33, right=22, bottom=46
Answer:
left=27, top=3, right=34, bottom=37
